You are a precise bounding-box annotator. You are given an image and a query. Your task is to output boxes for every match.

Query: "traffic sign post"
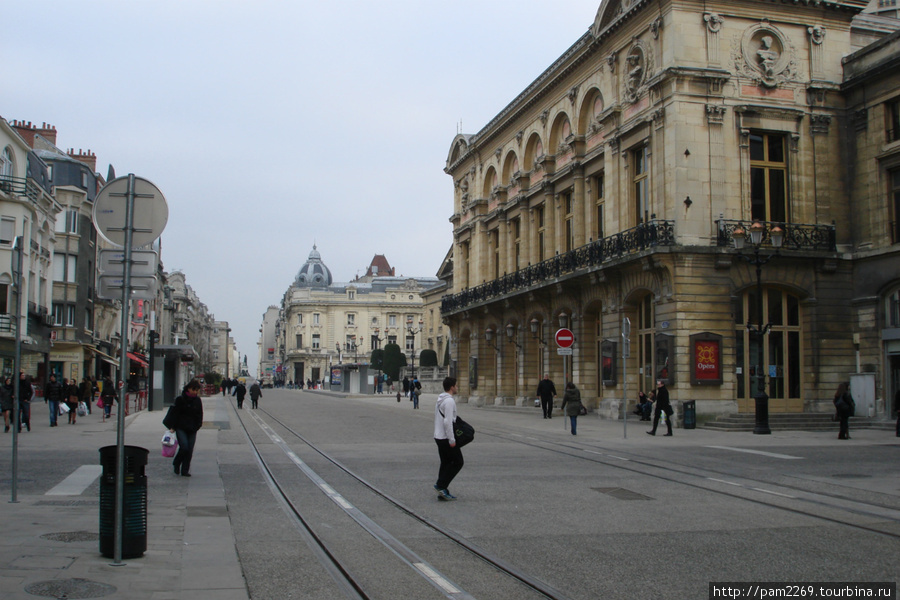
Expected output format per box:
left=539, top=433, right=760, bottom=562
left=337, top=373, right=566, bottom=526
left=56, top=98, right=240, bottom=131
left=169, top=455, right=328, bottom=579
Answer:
left=556, top=327, right=575, bottom=395
left=92, top=174, right=168, bottom=566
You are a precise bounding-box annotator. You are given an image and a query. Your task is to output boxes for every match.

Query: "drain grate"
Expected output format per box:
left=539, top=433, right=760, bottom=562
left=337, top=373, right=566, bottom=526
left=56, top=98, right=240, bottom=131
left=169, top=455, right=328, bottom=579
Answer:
left=40, top=531, right=99, bottom=543
left=25, top=578, right=116, bottom=599
left=593, top=487, right=653, bottom=500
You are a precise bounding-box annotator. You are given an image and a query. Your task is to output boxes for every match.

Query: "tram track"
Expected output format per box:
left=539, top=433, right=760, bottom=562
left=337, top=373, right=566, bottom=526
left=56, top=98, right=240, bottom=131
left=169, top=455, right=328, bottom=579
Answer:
left=232, top=402, right=573, bottom=600
left=478, top=427, right=900, bottom=540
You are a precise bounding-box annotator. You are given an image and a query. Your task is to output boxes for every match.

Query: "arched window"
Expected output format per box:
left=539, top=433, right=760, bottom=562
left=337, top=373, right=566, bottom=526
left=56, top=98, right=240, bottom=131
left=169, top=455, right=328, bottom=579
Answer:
left=1, top=147, right=13, bottom=178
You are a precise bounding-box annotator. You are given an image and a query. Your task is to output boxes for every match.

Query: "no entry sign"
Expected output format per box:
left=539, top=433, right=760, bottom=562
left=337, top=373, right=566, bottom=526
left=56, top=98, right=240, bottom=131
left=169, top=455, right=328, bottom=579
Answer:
left=555, top=328, right=575, bottom=348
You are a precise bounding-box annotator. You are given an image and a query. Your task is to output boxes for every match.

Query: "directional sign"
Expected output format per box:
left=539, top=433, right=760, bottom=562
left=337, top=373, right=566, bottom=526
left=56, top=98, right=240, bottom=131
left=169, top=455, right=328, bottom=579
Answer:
left=98, top=275, right=157, bottom=301
left=555, top=328, right=575, bottom=348
left=93, top=175, right=168, bottom=248
left=98, top=249, right=159, bottom=277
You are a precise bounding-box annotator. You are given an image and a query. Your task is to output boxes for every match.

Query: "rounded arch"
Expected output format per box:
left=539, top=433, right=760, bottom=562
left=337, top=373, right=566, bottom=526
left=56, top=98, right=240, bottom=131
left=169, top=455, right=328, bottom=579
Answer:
left=524, top=133, right=544, bottom=171
left=1, top=146, right=15, bottom=178
left=577, top=88, right=604, bottom=135
left=446, top=134, right=470, bottom=168
left=501, top=151, right=520, bottom=185
left=549, top=112, right=573, bottom=155
left=482, top=166, right=498, bottom=198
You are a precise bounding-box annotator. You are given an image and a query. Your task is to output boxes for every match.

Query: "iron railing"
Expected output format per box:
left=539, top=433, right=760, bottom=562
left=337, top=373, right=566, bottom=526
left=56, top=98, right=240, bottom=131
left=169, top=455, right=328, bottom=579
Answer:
left=0, top=314, right=15, bottom=335
left=0, top=174, right=42, bottom=202
left=441, top=220, right=675, bottom=314
left=715, top=219, right=836, bottom=251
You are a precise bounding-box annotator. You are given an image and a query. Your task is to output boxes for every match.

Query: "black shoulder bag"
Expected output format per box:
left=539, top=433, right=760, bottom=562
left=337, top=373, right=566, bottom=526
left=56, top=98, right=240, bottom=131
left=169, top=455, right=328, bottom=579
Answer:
left=440, top=408, right=475, bottom=448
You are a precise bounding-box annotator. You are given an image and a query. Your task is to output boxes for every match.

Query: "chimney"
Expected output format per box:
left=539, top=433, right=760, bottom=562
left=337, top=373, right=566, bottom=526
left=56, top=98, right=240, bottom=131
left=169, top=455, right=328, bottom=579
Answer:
left=37, top=122, right=57, bottom=145
left=68, top=148, right=97, bottom=173
left=10, top=120, right=37, bottom=148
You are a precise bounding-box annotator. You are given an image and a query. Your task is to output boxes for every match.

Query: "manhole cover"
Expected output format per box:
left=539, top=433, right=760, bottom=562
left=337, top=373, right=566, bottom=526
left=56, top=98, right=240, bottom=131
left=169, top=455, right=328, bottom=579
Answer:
left=40, top=531, right=99, bottom=543
left=593, top=487, right=653, bottom=500
left=24, top=578, right=116, bottom=598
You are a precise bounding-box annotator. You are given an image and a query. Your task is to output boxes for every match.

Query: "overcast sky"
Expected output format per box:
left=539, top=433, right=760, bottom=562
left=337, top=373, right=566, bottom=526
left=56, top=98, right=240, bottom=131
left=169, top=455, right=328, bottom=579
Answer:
left=4, top=1, right=596, bottom=373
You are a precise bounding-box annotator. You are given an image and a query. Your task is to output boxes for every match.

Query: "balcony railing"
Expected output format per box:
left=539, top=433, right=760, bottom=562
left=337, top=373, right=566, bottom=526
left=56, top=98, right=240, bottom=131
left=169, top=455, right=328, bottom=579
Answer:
left=0, top=174, right=43, bottom=202
left=442, top=220, right=675, bottom=314
left=716, top=219, right=836, bottom=251
left=0, top=314, right=15, bottom=335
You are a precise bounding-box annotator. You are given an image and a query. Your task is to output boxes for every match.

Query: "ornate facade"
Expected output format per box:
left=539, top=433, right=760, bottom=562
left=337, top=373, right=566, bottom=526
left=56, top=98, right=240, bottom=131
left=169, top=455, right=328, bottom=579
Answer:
left=441, top=0, right=900, bottom=420
left=275, top=247, right=441, bottom=386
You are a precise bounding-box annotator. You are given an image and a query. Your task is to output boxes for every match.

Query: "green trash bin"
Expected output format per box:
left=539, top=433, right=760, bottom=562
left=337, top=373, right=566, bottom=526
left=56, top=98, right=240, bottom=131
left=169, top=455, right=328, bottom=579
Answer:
left=683, top=400, right=696, bottom=430
left=99, top=445, right=149, bottom=559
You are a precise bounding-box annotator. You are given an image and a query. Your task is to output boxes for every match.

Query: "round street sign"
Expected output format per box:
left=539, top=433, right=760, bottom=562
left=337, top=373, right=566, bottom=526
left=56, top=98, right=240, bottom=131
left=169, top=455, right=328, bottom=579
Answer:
left=93, top=175, right=168, bottom=248
left=555, top=328, right=575, bottom=348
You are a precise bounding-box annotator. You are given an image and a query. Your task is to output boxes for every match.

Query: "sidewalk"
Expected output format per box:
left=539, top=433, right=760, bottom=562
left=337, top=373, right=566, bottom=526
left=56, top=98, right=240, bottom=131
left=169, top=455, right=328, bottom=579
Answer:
left=0, top=395, right=248, bottom=600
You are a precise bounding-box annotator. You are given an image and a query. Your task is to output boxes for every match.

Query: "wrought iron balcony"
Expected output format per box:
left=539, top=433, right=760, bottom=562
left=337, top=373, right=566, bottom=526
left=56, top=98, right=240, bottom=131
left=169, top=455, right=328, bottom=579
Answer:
left=0, top=174, right=43, bottom=202
left=442, top=220, right=675, bottom=315
left=716, top=219, right=836, bottom=251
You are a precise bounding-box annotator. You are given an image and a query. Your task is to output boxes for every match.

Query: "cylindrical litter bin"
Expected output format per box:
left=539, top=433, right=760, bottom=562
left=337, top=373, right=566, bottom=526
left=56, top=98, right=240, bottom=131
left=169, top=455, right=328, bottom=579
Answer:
left=99, top=445, right=149, bottom=559
left=682, top=400, right=696, bottom=430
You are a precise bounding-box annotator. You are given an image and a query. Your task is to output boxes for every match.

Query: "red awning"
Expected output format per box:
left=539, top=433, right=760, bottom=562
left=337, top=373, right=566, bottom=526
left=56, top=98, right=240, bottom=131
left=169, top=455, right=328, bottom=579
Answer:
left=127, top=351, right=149, bottom=367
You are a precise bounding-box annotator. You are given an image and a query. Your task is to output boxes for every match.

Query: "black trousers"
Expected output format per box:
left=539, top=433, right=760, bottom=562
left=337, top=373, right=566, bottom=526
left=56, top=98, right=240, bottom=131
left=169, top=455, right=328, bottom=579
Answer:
left=541, top=398, right=553, bottom=418
left=435, top=438, right=464, bottom=491
left=651, top=406, right=673, bottom=434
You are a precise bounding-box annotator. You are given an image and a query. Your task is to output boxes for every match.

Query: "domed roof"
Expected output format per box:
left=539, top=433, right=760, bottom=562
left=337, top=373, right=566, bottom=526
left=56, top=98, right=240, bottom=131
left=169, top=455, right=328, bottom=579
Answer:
left=295, top=245, right=333, bottom=287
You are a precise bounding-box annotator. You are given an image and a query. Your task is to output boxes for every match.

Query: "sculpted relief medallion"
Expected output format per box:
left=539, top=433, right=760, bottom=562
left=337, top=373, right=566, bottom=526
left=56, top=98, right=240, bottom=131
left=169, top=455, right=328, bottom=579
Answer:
left=733, top=21, right=796, bottom=88
left=625, top=40, right=652, bottom=103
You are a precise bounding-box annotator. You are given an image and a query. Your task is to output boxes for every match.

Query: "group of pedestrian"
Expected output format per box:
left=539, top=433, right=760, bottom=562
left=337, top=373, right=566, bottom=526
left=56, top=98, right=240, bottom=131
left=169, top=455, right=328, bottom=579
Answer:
left=1, top=372, right=117, bottom=432
left=1, top=372, right=34, bottom=433
left=231, top=379, right=262, bottom=409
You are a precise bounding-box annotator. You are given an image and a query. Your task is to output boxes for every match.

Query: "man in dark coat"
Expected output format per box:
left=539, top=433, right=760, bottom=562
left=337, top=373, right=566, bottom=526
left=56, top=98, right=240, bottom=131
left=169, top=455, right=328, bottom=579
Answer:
left=536, top=374, right=557, bottom=419
left=647, top=379, right=673, bottom=436
left=249, top=381, right=262, bottom=409
left=233, top=380, right=247, bottom=409
left=45, top=374, right=64, bottom=427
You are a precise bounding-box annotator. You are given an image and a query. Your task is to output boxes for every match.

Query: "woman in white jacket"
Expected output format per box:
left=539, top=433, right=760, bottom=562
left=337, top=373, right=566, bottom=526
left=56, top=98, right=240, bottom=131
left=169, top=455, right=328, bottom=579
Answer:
left=433, top=377, right=463, bottom=501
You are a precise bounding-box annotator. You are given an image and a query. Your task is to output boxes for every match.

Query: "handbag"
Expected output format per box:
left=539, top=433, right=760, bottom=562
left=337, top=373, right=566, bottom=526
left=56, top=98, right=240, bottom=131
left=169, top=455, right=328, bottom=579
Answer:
left=59, top=402, right=70, bottom=415
left=161, top=431, right=178, bottom=457
left=77, top=401, right=87, bottom=417
left=578, top=405, right=587, bottom=416
left=96, top=397, right=104, bottom=409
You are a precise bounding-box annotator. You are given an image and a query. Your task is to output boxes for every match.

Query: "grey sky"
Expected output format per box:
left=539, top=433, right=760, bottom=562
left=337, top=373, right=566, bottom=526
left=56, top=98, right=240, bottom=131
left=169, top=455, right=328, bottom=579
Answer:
left=4, top=0, right=594, bottom=369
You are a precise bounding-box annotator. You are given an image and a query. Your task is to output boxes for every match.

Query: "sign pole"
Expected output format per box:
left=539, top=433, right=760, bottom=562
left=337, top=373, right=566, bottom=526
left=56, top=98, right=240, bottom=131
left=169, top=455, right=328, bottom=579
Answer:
left=622, top=317, right=631, bottom=440
left=112, top=174, right=138, bottom=565
left=9, top=236, right=23, bottom=503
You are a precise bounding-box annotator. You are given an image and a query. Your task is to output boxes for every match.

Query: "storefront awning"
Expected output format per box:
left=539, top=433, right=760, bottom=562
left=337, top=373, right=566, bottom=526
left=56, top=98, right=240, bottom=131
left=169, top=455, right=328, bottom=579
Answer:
left=127, top=351, right=149, bottom=367
left=92, top=349, right=120, bottom=368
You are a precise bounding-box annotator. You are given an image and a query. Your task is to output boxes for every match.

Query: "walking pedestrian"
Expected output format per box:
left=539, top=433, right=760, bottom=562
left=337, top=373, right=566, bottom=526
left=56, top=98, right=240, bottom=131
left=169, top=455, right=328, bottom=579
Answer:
left=560, top=381, right=584, bottom=435
left=45, top=374, right=63, bottom=427
left=647, top=379, right=673, bottom=436
left=536, top=374, right=557, bottom=419
left=412, top=377, right=422, bottom=409
left=79, top=377, right=93, bottom=415
left=249, top=380, right=262, bottom=409
left=18, top=371, right=32, bottom=432
left=833, top=381, right=855, bottom=440
left=1, top=376, right=14, bottom=432
left=233, top=380, right=247, bottom=409
left=100, top=375, right=117, bottom=419
left=434, top=377, right=463, bottom=501
left=163, top=379, right=204, bottom=477
left=64, top=378, right=79, bottom=424
left=402, top=376, right=410, bottom=399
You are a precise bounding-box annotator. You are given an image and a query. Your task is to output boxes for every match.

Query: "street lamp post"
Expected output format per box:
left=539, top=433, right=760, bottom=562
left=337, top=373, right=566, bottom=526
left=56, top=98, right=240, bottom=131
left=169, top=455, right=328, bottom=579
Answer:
left=406, top=316, right=423, bottom=379
left=506, top=324, right=522, bottom=398
left=732, top=221, right=784, bottom=435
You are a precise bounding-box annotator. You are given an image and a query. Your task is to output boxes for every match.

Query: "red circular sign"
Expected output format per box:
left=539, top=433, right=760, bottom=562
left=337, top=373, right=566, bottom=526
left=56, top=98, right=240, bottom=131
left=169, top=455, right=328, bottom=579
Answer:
left=555, top=328, right=575, bottom=348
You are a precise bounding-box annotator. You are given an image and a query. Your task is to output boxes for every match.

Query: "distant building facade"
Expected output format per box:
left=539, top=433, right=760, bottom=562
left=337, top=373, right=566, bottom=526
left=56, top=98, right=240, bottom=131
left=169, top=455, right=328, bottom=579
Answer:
left=271, top=247, right=440, bottom=386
